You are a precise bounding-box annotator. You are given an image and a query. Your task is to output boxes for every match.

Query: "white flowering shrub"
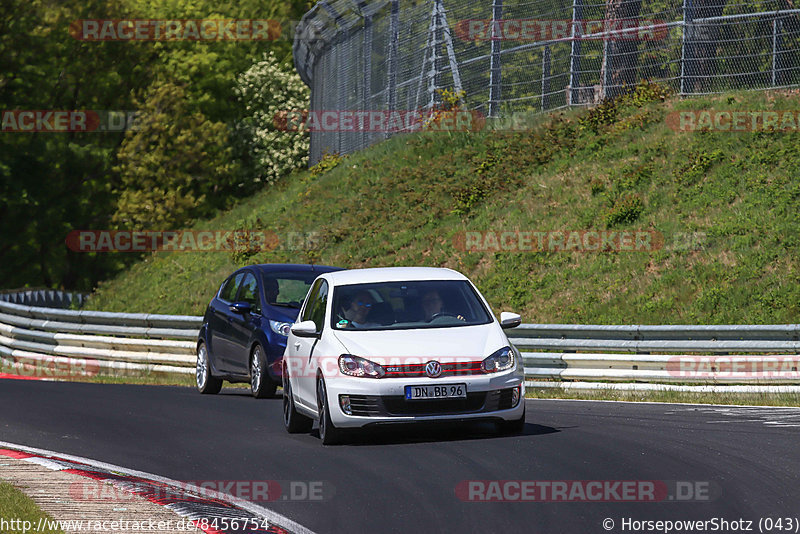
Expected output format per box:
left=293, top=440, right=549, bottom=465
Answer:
left=236, top=51, right=310, bottom=185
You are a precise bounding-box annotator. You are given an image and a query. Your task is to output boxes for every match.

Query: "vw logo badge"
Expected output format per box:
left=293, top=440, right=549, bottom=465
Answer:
left=425, top=360, right=442, bottom=378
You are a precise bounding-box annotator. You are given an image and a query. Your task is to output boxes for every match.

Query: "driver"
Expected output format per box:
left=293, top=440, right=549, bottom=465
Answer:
left=422, top=290, right=444, bottom=321
left=422, top=290, right=465, bottom=322
left=264, top=278, right=279, bottom=304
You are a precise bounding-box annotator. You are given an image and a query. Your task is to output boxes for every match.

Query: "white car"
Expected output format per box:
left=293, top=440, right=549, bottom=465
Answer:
left=281, top=267, right=526, bottom=444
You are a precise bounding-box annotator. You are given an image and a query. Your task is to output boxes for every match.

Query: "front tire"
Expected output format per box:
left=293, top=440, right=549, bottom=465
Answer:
left=283, top=365, right=312, bottom=433
left=317, top=378, right=345, bottom=445
left=250, top=344, right=277, bottom=399
left=196, top=342, right=222, bottom=394
left=498, top=402, right=526, bottom=435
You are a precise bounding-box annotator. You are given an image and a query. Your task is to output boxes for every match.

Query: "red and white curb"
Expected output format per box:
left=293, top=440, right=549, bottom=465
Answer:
left=0, top=441, right=316, bottom=534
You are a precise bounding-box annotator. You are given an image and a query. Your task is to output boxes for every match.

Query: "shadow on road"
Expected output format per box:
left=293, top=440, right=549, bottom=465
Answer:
left=321, top=421, right=559, bottom=446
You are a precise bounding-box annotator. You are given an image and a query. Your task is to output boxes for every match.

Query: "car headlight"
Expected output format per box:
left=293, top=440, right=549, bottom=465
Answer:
left=481, top=346, right=515, bottom=373
left=269, top=320, right=292, bottom=337
left=339, top=354, right=386, bottom=378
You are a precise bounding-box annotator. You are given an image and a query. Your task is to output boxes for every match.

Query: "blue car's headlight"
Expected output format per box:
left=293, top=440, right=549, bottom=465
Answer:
left=481, top=346, right=515, bottom=373
left=269, top=320, right=292, bottom=337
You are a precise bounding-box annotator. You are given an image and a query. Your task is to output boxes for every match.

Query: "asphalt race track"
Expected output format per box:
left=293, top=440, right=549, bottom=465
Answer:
left=1, top=379, right=799, bottom=533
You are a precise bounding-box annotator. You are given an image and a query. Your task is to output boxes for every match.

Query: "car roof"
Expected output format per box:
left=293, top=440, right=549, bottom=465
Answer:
left=245, top=263, right=343, bottom=275
left=321, top=266, right=468, bottom=285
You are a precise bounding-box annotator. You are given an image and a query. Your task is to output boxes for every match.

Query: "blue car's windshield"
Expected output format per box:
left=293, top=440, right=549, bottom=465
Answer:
left=330, top=280, right=493, bottom=330
left=262, top=271, right=322, bottom=309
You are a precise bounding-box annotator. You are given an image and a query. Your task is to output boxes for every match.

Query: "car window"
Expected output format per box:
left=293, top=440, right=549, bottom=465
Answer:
left=262, top=270, right=323, bottom=309
left=236, top=272, right=261, bottom=313
left=308, top=281, right=328, bottom=332
left=219, top=272, right=244, bottom=302
left=330, top=280, right=492, bottom=330
left=301, top=279, right=323, bottom=322
left=301, top=279, right=328, bottom=332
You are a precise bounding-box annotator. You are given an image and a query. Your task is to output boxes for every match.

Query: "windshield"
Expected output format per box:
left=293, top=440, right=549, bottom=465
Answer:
left=261, top=271, right=321, bottom=309
left=330, top=280, right=493, bottom=331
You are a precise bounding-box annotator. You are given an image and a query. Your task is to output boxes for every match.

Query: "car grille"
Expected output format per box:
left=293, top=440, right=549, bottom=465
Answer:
left=383, top=393, right=486, bottom=415
left=344, top=387, right=517, bottom=417
left=382, top=361, right=484, bottom=378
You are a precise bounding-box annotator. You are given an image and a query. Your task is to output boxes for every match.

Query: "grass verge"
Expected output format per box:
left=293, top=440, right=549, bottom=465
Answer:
left=87, top=84, right=800, bottom=324
left=0, top=482, right=65, bottom=534
left=527, top=386, right=800, bottom=406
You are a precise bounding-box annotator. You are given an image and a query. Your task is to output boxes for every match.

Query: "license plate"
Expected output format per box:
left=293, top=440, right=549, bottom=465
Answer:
left=405, top=384, right=467, bottom=400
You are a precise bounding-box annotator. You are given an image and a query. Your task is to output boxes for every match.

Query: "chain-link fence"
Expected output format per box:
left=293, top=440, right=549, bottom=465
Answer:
left=293, top=0, right=800, bottom=164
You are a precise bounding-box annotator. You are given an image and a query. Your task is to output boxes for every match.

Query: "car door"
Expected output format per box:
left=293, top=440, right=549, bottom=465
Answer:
left=209, top=272, right=244, bottom=373
left=228, top=271, right=263, bottom=374
left=292, top=278, right=328, bottom=410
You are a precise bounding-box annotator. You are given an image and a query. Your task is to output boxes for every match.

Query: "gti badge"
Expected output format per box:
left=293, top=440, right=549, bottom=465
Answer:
left=425, top=360, right=442, bottom=378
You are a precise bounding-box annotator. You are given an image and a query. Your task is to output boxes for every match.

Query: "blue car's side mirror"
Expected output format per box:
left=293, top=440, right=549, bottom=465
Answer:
left=229, top=301, right=253, bottom=314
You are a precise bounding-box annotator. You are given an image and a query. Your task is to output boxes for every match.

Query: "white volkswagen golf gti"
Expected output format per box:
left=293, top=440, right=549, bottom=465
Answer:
left=281, top=267, right=526, bottom=444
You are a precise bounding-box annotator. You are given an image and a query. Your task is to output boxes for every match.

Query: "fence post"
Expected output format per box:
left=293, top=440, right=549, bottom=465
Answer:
left=541, top=45, right=551, bottom=111
left=337, top=40, right=347, bottom=154
left=568, top=0, right=582, bottom=106
left=772, top=16, right=782, bottom=87
left=680, top=0, right=693, bottom=94
left=387, top=0, right=399, bottom=139
left=433, top=0, right=444, bottom=106
left=488, top=0, right=503, bottom=117
left=363, top=14, right=373, bottom=148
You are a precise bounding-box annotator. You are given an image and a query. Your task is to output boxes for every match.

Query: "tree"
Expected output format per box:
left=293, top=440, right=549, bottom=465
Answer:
left=112, top=81, right=232, bottom=229
left=235, top=51, right=310, bottom=185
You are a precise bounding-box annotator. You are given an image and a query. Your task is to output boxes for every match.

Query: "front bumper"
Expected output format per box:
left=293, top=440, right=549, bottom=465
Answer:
left=324, top=371, right=525, bottom=428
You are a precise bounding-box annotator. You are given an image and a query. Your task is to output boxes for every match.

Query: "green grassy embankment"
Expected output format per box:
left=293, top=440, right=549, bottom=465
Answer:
left=88, top=85, right=800, bottom=325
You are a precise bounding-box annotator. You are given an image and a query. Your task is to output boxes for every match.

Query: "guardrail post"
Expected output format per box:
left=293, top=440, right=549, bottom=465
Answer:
left=488, top=0, right=503, bottom=117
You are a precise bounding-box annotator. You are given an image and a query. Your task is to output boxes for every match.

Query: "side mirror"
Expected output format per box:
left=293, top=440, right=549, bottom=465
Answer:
left=229, top=301, right=252, bottom=314
left=499, top=312, right=522, bottom=329
left=291, top=320, right=319, bottom=338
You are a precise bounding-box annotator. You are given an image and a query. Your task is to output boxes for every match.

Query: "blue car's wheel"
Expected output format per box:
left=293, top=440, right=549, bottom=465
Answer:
left=196, top=342, right=222, bottom=394
left=250, top=344, right=277, bottom=399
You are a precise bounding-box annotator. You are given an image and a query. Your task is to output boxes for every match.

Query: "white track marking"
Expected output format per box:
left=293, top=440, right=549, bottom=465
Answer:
left=0, top=440, right=317, bottom=534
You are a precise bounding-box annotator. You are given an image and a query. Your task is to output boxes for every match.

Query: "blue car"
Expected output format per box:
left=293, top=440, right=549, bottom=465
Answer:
left=196, top=263, right=342, bottom=397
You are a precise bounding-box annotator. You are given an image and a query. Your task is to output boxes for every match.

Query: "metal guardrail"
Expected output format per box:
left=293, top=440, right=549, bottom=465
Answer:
left=1, top=293, right=797, bottom=389
left=0, top=299, right=202, bottom=380
left=0, top=289, right=87, bottom=309
left=511, top=323, right=800, bottom=387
